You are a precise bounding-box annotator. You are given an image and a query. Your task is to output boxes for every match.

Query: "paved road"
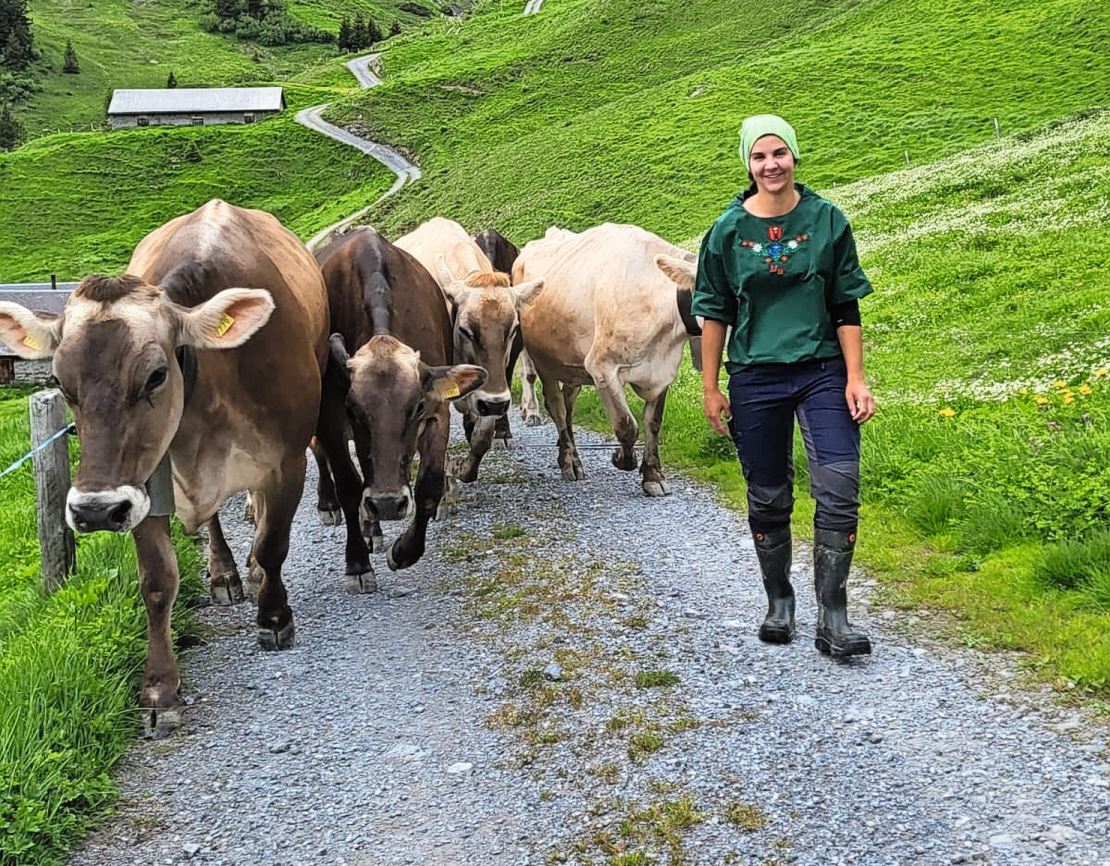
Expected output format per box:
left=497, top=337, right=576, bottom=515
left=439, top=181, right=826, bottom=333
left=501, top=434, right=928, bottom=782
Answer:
left=295, top=53, right=422, bottom=250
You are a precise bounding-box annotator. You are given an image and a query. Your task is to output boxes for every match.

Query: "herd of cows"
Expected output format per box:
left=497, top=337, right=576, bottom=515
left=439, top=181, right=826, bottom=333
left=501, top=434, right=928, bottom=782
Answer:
left=0, top=200, right=702, bottom=735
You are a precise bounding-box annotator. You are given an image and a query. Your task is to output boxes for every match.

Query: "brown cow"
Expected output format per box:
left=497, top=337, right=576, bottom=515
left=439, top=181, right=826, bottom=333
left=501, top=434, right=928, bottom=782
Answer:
left=314, top=227, right=486, bottom=590
left=395, top=217, right=543, bottom=482
left=515, top=222, right=699, bottom=496
left=0, top=200, right=328, bottom=736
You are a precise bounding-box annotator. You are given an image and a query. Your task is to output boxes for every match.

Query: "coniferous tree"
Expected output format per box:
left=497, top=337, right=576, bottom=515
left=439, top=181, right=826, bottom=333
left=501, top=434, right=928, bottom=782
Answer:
left=337, top=16, right=351, bottom=51
left=166, top=70, right=178, bottom=88
left=62, top=39, right=79, bottom=73
left=0, top=102, right=22, bottom=150
left=365, top=15, right=382, bottom=46
left=351, top=12, right=367, bottom=49
left=1, top=0, right=35, bottom=72
left=389, top=20, right=401, bottom=37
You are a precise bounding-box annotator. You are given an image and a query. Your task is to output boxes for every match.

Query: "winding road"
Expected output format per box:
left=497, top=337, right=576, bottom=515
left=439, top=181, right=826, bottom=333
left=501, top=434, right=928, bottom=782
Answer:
left=295, top=53, right=421, bottom=250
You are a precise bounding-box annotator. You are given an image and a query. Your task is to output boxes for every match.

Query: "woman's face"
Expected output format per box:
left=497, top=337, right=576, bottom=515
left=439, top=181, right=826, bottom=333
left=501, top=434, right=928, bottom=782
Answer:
left=748, top=134, right=795, bottom=195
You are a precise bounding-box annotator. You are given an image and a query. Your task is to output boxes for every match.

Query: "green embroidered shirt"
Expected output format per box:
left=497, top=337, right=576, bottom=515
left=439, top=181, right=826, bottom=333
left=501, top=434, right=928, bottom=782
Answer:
left=692, top=184, right=873, bottom=373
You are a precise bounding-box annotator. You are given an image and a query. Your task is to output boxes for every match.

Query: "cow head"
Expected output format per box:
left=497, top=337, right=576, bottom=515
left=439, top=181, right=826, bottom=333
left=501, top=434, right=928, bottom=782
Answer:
left=330, top=333, right=485, bottom=521
left=434, top=255, right=543, bottom=416
left=0, top=275, right=274, bottom=533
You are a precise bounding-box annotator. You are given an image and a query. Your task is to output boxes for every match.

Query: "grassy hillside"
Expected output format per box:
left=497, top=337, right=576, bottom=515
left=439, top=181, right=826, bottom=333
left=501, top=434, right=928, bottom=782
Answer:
left=23, top=0, right=426, bottom=135
left=0, top=390, right=203, bottom=866
left=327, top=0, right=1110, bottom=240
left=322, top=0, right=1110, bottom=691
left=0, top=115, right=395, bottom=281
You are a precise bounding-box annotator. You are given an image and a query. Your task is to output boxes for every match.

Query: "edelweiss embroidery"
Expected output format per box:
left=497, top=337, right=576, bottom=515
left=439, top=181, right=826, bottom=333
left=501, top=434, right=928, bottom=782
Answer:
left=740, top=224, right=809, bottom=275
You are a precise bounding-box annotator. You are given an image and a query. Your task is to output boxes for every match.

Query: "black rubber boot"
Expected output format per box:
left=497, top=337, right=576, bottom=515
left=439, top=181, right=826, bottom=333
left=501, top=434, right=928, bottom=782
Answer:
left=813, top=528, right=872, bottom=658
left=753, top=527, right=795, bottom=644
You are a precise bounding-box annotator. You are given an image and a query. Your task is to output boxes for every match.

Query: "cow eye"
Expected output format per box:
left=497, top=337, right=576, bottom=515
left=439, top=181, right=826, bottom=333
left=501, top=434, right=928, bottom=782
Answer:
left=458, top=327, right=475, bottom=342
left=412, top=400, right=426, bottom=419
left=146, top=367, right=168, bottom=391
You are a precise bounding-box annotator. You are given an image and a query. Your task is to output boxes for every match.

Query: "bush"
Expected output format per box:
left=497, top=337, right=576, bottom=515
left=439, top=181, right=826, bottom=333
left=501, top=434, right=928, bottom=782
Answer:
left=1034, top=530, right=1110, bottom=599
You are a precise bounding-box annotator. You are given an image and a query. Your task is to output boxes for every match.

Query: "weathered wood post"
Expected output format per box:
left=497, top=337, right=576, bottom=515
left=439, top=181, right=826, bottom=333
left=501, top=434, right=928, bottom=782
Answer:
left=30, top=389, right=75, bottom=592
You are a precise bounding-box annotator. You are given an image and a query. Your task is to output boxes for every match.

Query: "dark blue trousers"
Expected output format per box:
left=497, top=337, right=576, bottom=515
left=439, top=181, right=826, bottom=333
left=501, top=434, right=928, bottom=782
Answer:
left=728, top=357, right=861, bottom=534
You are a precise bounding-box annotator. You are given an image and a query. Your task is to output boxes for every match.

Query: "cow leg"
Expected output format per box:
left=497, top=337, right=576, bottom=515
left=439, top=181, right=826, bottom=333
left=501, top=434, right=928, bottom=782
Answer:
left=206, top=514, right=244, bottom=606
left=539, top=369, right=584, bottom=480
left=587, top=357, right=638, bottom=472
left=247, top=454, right=305, bottom=650
left=316, top=411, right=376, bottom=593
left=455, top=411, right=495, bottom=483
left=520, top=350, right=543, bottom=427
left=495, top=333, right=524, bottom=447
left=462, top=411, right=476, bottom=445
left=132, top=515, right=182, bottom=739
left=389, top=410, right=448, bottom=571
left=312, top=440, right=341, bottom=526
left=640, top=386, right=670, bottom=497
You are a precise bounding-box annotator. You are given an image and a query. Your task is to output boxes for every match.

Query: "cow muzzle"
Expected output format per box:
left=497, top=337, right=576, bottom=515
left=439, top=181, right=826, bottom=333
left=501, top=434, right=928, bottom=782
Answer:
left=66, top=485, right=150, bottom=534
left=366, top=486, right=414, bottom=522
left=474, top=390, right=512, bottom=417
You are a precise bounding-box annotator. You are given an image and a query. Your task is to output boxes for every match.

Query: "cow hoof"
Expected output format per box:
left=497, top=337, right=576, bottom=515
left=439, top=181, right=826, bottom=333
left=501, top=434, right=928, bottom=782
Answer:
left=371, top=533, right=385, bottom=554
left=643, top=480, right=670, bottom=497
left=142, top=706, right=183, bottom=740
left=318, top=507, right=343, bottom=526
left=612, top=448, right=637, bottom=471
left=258, top=621, right=296, bottom=651
left=524, top=413, right=544, bottom=427
left=386, top=541, right=418, bottom=572
left=209, top=576, right=245, bottom=606
left=344, top=570, right=378, bottom=594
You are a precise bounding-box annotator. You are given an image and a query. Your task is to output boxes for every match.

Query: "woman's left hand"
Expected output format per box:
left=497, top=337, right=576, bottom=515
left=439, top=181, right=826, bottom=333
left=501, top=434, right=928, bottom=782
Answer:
left=845, top=379, right=876, bottom=424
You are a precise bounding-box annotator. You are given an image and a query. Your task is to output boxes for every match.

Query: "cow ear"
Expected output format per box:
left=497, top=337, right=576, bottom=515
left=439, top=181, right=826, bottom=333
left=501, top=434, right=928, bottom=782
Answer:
left=328, top=333, right=352, bottom=388
left=0, top=303, right=61, bottom=359
left=178, top=288, right=275, bottom=349
left=427, top=364, right=487, bottom=401
left=512, top=278, right=544, bottom=309
left=655, top=254, right=696, bottom=290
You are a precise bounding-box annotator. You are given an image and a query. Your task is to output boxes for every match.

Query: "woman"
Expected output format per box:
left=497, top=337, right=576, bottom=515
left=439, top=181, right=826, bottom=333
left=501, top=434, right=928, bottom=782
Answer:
left=692, top=114, right=876, bottom=658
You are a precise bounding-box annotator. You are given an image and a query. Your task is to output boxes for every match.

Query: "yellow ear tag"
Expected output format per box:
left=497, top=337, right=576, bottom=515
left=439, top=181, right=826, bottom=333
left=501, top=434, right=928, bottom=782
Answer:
left=22, top=334, right=43, bottom=351
left=214, top=313, right=235, bottom=337
left=437, top=380, right=461, bottom=399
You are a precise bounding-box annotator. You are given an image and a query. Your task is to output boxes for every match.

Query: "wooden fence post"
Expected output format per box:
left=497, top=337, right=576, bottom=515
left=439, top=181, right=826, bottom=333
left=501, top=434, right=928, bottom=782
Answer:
left=30, top=389, right=75, bottom=592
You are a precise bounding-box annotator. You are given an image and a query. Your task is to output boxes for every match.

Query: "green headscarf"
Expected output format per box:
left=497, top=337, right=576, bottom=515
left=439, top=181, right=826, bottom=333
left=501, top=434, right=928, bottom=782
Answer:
left=738, top=114, right=800, bottom=166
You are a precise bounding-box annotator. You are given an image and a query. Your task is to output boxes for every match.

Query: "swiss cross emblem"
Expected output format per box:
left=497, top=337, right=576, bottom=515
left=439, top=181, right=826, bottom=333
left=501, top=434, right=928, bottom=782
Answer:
left=741, top=225, right=809, bottom=275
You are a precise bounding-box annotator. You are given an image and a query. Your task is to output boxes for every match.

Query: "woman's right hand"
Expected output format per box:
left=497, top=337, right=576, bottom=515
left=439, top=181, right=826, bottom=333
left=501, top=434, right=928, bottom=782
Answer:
left=703, top=388, right=732, bottom=435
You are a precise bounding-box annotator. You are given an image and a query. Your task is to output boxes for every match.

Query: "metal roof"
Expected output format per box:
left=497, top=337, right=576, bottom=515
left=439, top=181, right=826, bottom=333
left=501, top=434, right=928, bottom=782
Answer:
left=107, top=87, right=285, bottom=116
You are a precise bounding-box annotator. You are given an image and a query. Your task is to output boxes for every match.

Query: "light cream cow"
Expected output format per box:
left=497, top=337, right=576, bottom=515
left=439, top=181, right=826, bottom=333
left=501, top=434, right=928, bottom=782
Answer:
left=394, top=217, right=543, bottom=482
left=515, top=222, right=699, bottom=496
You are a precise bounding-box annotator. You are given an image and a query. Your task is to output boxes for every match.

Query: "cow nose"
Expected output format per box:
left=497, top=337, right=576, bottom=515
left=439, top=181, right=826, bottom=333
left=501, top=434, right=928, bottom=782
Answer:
left=372, top=493, right=409, bottom=522
left=476, top=397, right=510, bottom=416
left=70, top=499, right=133, bottom=533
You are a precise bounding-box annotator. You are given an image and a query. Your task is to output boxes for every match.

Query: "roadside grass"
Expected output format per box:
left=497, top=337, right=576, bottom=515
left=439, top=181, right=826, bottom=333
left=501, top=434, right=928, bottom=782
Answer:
left=21, top=0, right=423, bottom=136
left=0, top=116, right=395, bottom=281
left=0, top=392, right=203, bottom=866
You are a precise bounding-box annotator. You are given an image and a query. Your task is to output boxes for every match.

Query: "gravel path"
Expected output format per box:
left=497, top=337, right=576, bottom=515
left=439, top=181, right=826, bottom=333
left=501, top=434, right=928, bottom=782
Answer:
left=70, top=414, right=1109, bottom=866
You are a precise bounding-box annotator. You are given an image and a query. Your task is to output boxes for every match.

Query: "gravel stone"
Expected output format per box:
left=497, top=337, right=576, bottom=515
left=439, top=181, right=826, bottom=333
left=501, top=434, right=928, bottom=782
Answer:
left=67, top=415, right=1110, bottom=866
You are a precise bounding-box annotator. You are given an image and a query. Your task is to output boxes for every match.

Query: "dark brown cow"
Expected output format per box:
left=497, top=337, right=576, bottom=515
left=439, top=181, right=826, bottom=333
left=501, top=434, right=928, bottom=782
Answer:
left=474, top=229, right=523, bottom=445
left=0, top=200, right=328, bottom=736
left=314, top=227, right=486, bottom=591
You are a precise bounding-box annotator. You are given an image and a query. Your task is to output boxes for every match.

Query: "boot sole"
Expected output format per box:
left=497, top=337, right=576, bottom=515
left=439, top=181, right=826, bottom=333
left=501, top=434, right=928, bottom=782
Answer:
left=759, top=624, right=794, bottom=644
left=815, top=635, right=872, bottom=657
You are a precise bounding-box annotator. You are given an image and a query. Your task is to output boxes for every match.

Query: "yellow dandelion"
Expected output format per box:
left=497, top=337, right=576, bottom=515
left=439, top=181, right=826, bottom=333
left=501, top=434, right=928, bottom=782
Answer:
left=1096, top=368, right=1108, bottom=378
left=1054, top=379, right=1068, bottom=388
left=939, top=407, right=956, bottom=418
left=1078, top=384, right=1093, bottom=395
left=1062, top=394, right=1076, bottom=405
left=1034, top=396, right=1049, bottom=406
left=1017, top=387, right=1029, bottom=396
